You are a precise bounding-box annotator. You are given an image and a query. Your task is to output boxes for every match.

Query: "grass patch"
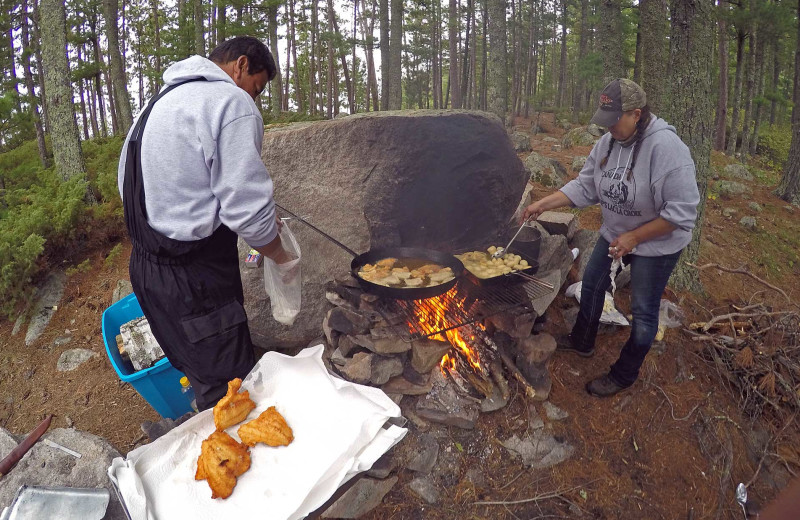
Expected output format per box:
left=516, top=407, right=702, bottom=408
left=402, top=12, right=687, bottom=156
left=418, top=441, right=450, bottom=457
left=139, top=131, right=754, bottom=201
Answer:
left=66, top=258, right=92, bottom=276
left=104, top=243, right=123, bottom=269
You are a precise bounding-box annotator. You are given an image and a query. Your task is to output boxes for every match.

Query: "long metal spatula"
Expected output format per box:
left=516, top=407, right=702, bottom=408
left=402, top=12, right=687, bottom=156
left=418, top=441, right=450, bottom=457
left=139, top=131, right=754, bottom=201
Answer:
left=492, top=217, right=533, bottom=259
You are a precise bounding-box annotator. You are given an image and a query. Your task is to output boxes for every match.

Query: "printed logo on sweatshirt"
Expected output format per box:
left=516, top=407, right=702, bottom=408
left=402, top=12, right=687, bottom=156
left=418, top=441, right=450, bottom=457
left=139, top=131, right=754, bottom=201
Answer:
left=599, top=167, right=642, bottom=217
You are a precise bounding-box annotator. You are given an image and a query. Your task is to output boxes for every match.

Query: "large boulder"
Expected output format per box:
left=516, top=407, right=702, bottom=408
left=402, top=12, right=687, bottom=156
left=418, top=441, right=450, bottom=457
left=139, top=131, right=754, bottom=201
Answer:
left=511, top=131, right=532, bottom=152
left=0, top=427, right=126, bottom=520
left=243, top=110, right=528, bottom=349
left=524, top=152, right=568, bottom=188
left=723, top=163, right=753, bottom=181
left=561, top=127, right=598, bottom=149
left=716, top=180, right=752, bottom=199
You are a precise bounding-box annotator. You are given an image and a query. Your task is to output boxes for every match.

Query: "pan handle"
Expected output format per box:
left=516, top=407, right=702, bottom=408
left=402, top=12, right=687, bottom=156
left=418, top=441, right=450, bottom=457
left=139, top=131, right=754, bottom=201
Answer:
left=275, top=203, right=359, bottom=257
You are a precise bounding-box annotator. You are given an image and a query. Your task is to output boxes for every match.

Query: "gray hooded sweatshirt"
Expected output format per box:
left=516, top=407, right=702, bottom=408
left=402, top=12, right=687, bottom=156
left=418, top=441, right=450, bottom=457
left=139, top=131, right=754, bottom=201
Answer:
left=560, top=116, right=700, bottom=256
left=117, top=56, right=277, bottom=248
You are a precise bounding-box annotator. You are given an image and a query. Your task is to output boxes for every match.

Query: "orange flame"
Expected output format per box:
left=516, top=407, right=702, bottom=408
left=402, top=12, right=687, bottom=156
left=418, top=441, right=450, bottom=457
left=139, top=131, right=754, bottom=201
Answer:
left=409, top=287, right=482, bottom=375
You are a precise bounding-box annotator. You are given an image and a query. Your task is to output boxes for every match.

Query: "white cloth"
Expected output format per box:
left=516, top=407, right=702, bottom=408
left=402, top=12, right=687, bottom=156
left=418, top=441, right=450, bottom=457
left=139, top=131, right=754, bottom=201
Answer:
left=108, top=345, right=406, bottom=520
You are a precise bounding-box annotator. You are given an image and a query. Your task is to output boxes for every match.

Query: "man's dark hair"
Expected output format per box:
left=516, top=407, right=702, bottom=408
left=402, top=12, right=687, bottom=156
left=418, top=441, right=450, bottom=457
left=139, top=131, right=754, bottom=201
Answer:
left=209, top=36, right=277, bottom=81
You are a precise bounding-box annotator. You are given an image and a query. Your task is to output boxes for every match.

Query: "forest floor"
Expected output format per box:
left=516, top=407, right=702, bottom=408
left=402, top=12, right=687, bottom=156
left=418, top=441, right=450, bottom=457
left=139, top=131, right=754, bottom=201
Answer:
left=1, top=113, right=799, bottom=519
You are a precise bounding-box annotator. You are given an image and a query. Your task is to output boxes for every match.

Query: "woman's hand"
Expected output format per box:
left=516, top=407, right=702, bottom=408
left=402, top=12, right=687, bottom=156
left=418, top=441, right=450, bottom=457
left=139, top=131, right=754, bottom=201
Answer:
left=609, top=232, right=639, bottom=259
left=521, top=200, right=546, bottom=223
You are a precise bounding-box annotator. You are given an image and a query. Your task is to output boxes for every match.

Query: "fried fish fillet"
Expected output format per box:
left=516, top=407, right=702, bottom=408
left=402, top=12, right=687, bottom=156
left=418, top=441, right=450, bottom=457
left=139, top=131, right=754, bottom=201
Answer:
left=213, top=378, right=256, bottom=431
left=237, top=406, right=294, bottom=447
left=195, top=431, right=251, bottom=499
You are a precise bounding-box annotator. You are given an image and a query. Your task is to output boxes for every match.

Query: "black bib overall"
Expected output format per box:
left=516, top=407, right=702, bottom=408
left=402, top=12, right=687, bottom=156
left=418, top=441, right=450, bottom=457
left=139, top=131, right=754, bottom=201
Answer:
left=123, top=79, right=255, bottom=411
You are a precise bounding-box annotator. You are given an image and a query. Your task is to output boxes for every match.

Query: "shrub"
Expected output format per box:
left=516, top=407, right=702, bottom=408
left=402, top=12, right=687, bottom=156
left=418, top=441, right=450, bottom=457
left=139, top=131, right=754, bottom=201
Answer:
left=757, top=126, right=792, bottom=169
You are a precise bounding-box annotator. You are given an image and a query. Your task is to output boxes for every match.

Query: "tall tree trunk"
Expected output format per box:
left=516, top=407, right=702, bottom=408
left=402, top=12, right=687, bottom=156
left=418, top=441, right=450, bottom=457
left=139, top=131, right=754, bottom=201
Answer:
left=88, top=12, right=108, bottom=136
left=290, top=0, right=302, bottom=112
left=152, top=0, right=162, bottom=82
left=77, top=47, right=90, bottom=140
left=352, top=0, right=358, bottom=112
left=524, top=0, right=536, bottom=117
left=468, top=0, right=477, bottom=108
left=429, top=0, right=439, bottom=108
left=87, top=74, right=100, bottom=137
left=379, top=0, right=390, bottom=109
left=8, top=22, right=22, bottom=114
left=598, top=0, right=625, bottom=85
left=573, top=0, right=588, bottom=114
left=486, top=0, right=507, bottom=121
left=284, top=18, right=291, bottom=111
left=775, top=0, right=800, bottom=206
left=327, top=0, right=355, bottom=113
left=461, top=0, right=473, bottom=106
left=362, top=0, right=379, bottom=110
left=663, top=0, right=713, bottom=292
left=40, top=0, right=91, bottom=197
left=107, top=73, right=119, bottom=134
left=216, top=0, right=226, bottom=43
left=20, top=0, right=48, bottom=167
left=310, top=0, right=318, bottom=114
left=480, top=0, right=487, bottom=110
left=726, top=30, right=745, bottom=156
left=267, top=1, right=282, bottom=114
left=104, top=0, right=133, bottom=134
left=633, top=27, right=642, bottom=84
left=558, top=0, right=567, bottom=107
left=740, top=30, right=756, bottom=160
left=750, top=29, right=766, bottom=156
left=194, top=0, right=204, bottom=55
left=32, top=0, right=49, bottom=132
left=713, top=11, right=728, bottom=151
left=449, top=0, right=460, bottom=108
left=388, top=0, right=402, bottom=109
left=770, top=38, right=780, bottom=126
left=327, top=33, right=335, bottom=117
left=639, top=0, right=668, bottom=113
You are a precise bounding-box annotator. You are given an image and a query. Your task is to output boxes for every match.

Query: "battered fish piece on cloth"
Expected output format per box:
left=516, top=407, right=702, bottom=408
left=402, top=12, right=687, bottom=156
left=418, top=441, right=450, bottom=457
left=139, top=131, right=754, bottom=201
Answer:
left=195, top=431, right=251, bottom=499
left=213, top=378, right=256, bottom=431
left=237, top=406, right=294, bottom=447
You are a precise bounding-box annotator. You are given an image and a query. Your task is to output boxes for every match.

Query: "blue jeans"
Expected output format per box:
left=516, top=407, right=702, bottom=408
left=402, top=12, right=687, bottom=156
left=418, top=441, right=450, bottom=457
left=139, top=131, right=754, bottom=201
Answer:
left=571, top=236, right=682, bottom=387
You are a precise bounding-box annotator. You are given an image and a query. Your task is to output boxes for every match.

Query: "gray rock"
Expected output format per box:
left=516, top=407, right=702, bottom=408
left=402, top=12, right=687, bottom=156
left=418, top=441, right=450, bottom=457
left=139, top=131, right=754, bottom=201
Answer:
left=586, top=123, right=605, bottom=137
left=543, top=401, right=569, bottom=421
left=511, top=131, right=532, bottom=152
left=25, top=272, right=66, bottom=346
left=481, top=384, right=509, bottom=412
left=562, top=127, right=597, bottom=149
left=748, top=202, right=763, bottom=213
left=368, top=337, right=412, bottom=355
left=716, top=180, right=751, bottom=199
left=465, top=467, right=487, bottom=488
left=406, top=434, right=439, bottom=473
left=724, top=163, right=754, bottom=181
left=321, top=476, right=398, bottom=519
left=722, top=207, right=737, bottom=218
left=524, top=152, right=568, bottom=187
left=569, top=229, right=600, bottom=283
left=542, top=136, right=559, bottom=143
left=56, top=349, right=97, bottom=372
left=111, top=279, right=133, bottom=304
left=537, top=234, right=573, bottom=288
left=243, top=111, right=528, bottom=349
left=330, top=347, right=348, bottom=366
left=563, top=306, right=579, bottom=330
left=571, top=156, right=587, bottom=173
left=515, top=334, right=557, bottom=401
left=529, top=269, right=562, bottom=317
left=336, top=335, right=360, bottom=357
left=486, top=310, right=536, bottom=339
left=529, top=406, right=545, bottom=430
left=366, top=452, right=397, bottom=479
left=382, top=376, right=433, bottom=395
left=11, top=314, right=26, bottom=336
left=408, top=476, right=440, bottom=504
left=339, top=352, right=373, bottom=384
left=411, top=338, right=452, bottom=373
left=371, top=356, right=404, bottom=385
left=327, top=307, right=372, bottom=336
left=53, top=335, right=73, bottom=347
left=740, top=216, right=758, bottom=231
left=550, top=144, right=562, bottom=152
left=502, top=430, right=575, bottom=469
left=416, top=372, right=480, bottom=429
left=0, top=428, right=127, bottom=520
left=538, top=211, right=577, bottom=239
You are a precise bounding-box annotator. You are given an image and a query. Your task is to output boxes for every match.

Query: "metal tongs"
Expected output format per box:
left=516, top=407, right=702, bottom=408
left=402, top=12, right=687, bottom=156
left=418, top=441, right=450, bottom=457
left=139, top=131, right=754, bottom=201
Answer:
left=492, top=216, right=533, bottom=259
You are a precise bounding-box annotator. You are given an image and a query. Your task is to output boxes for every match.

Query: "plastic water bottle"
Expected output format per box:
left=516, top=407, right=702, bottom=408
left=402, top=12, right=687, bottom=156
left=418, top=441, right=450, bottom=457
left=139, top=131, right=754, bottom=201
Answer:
left=180, top=376, right=198, bottom=412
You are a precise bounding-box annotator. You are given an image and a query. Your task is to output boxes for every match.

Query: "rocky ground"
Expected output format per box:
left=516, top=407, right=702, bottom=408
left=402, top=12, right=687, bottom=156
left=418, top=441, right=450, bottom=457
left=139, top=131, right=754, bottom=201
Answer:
left=2, top=112, right=799, bottom=519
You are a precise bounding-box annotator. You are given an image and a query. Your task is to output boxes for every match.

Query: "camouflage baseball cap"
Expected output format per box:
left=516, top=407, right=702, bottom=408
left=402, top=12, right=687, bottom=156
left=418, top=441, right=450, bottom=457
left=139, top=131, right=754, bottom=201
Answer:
left=590, top=79, right=647, bottom=128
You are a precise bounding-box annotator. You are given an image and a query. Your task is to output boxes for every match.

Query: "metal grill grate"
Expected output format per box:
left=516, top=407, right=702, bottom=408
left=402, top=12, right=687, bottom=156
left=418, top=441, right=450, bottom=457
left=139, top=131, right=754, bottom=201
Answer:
left=375, top=275, right=555, bottom=341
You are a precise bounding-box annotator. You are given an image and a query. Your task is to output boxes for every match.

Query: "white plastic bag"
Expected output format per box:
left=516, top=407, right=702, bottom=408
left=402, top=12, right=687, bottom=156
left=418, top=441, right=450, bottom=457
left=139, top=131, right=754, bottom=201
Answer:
left=263, top=224, right=302, bottom=325
left=565, top=281, right=630, bottom=326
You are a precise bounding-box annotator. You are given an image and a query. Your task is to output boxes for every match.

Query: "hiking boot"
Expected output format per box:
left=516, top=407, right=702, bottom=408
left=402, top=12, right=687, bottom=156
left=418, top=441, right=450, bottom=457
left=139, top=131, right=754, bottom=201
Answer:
left=586, top=374, right=630, bottom=398
left=555, top=334, right=595, bottom=358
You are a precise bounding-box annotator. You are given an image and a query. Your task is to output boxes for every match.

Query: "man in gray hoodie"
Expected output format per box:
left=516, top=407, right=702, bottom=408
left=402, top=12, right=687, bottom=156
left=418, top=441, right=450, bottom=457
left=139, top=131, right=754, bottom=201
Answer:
left=523, top=79, right=700, bottom=397
left=118, top=37, right=292, bottom=410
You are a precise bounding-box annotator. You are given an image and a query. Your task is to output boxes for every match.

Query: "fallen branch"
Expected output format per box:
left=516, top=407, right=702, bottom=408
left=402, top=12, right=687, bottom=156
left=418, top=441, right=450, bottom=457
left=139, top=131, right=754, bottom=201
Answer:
left=699, top=311, right=795, bottom=333
left=473, top=481, right=598, bottom=506
left=687, top=262, right=791, bottom=302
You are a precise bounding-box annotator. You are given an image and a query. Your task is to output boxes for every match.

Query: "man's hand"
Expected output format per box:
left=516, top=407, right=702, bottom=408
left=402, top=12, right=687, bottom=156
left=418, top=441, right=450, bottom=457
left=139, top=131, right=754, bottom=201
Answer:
left=521, top=201, right=546, bottom=223
left=609, top=232, right=639, bottom=259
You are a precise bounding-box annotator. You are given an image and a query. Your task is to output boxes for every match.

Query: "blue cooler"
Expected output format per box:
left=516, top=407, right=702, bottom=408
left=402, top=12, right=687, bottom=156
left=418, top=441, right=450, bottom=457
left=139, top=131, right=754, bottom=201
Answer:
left=102, top=293, right=193, bottom=419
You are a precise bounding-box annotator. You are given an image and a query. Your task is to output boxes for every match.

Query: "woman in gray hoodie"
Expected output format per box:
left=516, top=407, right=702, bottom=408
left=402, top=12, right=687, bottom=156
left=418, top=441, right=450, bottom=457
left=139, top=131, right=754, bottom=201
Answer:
left=522, top=79, right=700, bottom=397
